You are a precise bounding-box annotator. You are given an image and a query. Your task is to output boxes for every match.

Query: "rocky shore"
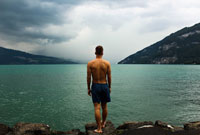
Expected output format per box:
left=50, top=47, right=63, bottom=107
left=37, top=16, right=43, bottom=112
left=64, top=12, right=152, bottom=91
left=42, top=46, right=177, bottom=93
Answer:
left=1, top=120, right=200, bottom=135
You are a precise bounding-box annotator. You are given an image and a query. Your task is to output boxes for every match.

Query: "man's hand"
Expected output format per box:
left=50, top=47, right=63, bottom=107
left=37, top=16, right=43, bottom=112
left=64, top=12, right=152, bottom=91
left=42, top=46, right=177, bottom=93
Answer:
left=88, top=89, right=91, bottom=96
left=109, top=88, right=111, bottom=94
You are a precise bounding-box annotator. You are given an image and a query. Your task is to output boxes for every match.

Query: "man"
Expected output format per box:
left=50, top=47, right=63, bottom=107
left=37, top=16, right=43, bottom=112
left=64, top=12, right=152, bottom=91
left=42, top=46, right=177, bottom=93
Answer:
left=87, top=45, right=111, bottom=133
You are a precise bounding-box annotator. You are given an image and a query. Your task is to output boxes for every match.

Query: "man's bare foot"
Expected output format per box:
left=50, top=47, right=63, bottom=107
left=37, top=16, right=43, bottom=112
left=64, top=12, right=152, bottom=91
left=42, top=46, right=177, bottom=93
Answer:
left=94, top=129, right=102, bottom=133
left=101, top=121, right=106, bottom=128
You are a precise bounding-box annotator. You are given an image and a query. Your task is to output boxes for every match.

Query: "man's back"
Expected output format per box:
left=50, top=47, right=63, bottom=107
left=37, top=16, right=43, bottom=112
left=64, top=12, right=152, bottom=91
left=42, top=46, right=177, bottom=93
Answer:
left=88, top=58, right=110, bottom=84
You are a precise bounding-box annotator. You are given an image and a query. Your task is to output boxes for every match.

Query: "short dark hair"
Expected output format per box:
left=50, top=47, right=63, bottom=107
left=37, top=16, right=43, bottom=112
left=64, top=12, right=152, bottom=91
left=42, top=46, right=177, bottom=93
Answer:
left=95, top=45, right=103, bottom=55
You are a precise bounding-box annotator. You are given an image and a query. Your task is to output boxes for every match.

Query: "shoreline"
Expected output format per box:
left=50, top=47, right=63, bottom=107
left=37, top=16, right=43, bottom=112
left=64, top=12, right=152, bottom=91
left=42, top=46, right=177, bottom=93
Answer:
left=1, top=120, right=200, bottom=135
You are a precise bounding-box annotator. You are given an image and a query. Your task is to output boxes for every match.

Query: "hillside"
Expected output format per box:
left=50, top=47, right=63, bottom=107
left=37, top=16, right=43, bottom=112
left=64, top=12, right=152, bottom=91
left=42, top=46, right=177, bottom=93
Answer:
left=118, top=23, right=200, bottom=64
left=0, top=46, right=77, bottom=64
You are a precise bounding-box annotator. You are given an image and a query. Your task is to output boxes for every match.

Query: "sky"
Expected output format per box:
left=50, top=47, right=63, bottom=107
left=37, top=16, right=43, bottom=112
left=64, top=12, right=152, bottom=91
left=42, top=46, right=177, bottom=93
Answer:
left=0, top=0, right=200, bottom=63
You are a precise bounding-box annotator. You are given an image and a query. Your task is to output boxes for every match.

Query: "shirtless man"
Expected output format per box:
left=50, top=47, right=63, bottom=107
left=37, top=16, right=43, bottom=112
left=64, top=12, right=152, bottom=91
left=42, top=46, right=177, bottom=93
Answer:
left=87, top=45, right=111, bottom=133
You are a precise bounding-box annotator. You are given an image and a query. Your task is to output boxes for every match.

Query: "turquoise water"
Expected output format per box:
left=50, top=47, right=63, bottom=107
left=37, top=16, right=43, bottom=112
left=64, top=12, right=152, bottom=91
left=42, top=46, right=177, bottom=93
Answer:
left=0, top=64, right=200, bottom=131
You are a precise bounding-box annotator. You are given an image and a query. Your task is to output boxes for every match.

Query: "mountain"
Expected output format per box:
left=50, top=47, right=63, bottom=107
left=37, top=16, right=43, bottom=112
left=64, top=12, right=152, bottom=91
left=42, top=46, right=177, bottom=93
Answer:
left=0, top=46, right=77, bottom=64
left=118, top=23, right=200, bottom=64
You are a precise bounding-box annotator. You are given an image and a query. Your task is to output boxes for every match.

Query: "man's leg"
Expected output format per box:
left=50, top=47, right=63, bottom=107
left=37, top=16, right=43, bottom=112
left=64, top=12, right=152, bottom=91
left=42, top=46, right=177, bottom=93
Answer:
left=94, top=103, right=102, bottom=132
left=101, top=102, right=107, bottom=127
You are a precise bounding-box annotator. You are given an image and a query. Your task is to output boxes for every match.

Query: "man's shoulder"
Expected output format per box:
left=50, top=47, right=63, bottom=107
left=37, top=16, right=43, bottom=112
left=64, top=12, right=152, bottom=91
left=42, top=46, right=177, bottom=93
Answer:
left=102, top=59, right=110, bottom=65
left=87, top=59, right=95, bottom=65
left=88, top=59, right=110, bottom=66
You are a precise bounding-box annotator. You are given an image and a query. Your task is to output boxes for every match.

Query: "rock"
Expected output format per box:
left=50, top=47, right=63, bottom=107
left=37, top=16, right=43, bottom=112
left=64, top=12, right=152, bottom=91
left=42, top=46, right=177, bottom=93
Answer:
left=173, top=129, right=200, bottom=135
left=171, top=126, right=184, bottom=132
left=184, top=121, right=200, bottom=130
left=116, top=121, right=154, bottom=130
left=118, top=126, right=170, bottom=135
left=85, top=123, right=97, bottom=132
left=2, top=120, right=200, bottom=135
left=155, top=120, right=173, bottom=130
left=0, top=123, right=12, bottom=135
left=5, top=132, right=15, bottom=135
left=85, top=121, right=115, bottom=135
left=119, top=127, right=200, bottom=135
left=65, top=129, right=82, bottom=135
left=155, top=120, right=183, bottom=132
left=137, top=125, right=154, bottom=129
left=51, top=129, right=84, bottom=135
left=13, top=122, right=50, bottom=135
left=155, top=120, right=168, bottom=127
left=51, top=130, right=67, bottom=135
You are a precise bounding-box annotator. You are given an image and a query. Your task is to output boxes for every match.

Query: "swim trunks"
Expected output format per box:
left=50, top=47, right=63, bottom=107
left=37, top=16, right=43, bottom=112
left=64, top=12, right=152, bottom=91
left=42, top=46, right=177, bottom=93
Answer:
left=91, top=83, right=111, bottom=103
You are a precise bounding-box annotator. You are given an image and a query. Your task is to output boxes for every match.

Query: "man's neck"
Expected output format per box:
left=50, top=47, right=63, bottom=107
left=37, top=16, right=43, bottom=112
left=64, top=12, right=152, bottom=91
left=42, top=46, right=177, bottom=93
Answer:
left=96, top=55, right=103, bottom=59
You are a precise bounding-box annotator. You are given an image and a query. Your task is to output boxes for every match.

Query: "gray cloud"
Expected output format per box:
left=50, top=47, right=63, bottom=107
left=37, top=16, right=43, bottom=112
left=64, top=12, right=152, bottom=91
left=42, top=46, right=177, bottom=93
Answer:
left=0, top=0, right=154, bottom=45
left=0, top=0, right=76, bottom=44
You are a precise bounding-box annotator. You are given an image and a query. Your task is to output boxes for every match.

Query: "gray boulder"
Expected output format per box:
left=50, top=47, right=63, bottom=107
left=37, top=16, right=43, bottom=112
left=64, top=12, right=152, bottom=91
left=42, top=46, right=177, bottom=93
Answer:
left=116, top=121, right=154, bottom=130
left=51, top=129, right=85, bottom=135
left=13, top=122, right=50, bottom=135
left=85, top=121, right=115, bottom=135
left=184, top=121, right=200, bottom=130
left=0, top=123, right=12, bottom=135
left=155, top=120, right=183, bottom=132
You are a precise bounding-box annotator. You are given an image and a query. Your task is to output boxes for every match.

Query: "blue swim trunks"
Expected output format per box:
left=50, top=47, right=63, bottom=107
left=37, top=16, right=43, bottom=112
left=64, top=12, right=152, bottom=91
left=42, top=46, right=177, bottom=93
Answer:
left=91, top=83, right=111, bottom=103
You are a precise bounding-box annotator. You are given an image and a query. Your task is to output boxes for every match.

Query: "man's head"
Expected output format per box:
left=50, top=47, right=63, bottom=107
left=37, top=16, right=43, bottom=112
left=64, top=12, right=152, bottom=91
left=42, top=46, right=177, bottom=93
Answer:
left=95, top=45, right=103, bottom=56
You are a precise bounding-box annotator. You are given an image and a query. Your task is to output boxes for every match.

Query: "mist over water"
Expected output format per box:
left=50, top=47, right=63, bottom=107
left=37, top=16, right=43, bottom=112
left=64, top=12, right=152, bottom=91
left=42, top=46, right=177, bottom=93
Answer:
left=0, top=64, right=200, bottom=131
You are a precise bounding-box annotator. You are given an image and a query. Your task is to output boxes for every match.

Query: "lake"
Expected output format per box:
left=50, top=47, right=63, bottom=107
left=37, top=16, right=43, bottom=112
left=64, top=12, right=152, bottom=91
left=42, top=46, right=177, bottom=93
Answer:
left=0, top=64, right=200, bottom=131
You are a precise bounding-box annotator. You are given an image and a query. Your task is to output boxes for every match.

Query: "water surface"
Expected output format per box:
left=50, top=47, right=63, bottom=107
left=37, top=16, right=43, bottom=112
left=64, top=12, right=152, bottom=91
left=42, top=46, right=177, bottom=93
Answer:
left=0, top=64, right=200, bottom=131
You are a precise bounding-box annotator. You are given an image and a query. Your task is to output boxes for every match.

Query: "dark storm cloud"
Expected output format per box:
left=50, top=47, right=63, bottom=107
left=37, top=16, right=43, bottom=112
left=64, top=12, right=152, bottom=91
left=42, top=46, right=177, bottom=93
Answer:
left=0, top=0, right=79, bottom=44
left=0, top=0, right=149, bottom=45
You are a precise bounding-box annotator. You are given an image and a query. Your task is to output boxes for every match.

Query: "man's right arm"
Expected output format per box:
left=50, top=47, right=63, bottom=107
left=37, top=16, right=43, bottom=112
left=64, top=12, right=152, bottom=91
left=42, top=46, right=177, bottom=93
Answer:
left=87, top=63, right=91, bottom=96
left=107, top=62, right=111, bottom=93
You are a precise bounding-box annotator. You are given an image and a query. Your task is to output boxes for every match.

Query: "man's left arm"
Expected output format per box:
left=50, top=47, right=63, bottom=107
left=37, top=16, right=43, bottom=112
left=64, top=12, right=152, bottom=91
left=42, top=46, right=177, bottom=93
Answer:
left=107, top=62, right=111, bottom=93
left=87, top=63, right=91, bottom=96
